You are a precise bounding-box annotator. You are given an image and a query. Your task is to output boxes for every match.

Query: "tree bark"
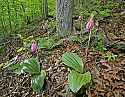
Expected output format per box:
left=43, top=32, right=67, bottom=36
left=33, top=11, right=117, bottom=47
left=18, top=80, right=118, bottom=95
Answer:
left=56, top=0, right=73, bottom=37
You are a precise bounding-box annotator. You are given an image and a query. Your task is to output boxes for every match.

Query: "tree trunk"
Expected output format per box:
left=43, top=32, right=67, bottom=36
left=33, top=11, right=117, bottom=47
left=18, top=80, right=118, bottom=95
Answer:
left=56, top=0, right=73, bottom=37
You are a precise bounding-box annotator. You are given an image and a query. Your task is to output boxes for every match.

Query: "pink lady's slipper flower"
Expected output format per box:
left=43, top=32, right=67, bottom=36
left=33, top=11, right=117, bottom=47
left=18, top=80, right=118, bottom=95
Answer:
left=100, top=59, right=108, bottom=65
left=86, top=17, right=94, bottom=32
left=99, top=59, right=111, bottom=70
left=31, top=40, right=38, bottom=55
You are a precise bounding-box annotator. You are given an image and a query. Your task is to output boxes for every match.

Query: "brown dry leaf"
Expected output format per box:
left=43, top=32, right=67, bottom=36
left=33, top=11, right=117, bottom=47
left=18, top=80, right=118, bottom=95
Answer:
left=87, top=90, right=97, bottom=97
left=105, top=92, right=114, bottom=97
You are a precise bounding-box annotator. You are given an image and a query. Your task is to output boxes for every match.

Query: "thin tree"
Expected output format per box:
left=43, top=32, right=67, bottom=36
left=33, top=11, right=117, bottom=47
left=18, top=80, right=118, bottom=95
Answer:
left=43, top=0, right=48, bottom=19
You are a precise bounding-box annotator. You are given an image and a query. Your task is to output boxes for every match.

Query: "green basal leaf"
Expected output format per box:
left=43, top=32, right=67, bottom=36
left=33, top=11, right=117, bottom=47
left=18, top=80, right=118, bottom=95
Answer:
left=10, top=63, right=23, bottom=74
left=10, top=58, right=46, bottom=93
left=31, top=70, right=46, bottom=92
left=21, top=58, right=40, bottom=75
left=68, top=70, right=91, bottom=93
left=38, top=37, right=63, bottom=49
left=38, top=38, right=53, bottom=49
left=62, top=52, right=84, bottom=73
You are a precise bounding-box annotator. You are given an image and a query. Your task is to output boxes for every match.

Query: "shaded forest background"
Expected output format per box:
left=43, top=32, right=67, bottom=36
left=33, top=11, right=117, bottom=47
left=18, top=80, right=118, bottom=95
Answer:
left=0, top=0, right=123, bottom=37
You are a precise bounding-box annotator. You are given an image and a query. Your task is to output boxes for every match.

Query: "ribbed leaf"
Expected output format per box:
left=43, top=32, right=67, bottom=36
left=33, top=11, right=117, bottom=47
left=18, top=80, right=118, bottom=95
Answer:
left=38, top=37, right=63, bottom=49
left=10, top=63, right=23, bottom=74
left=21, top=58, right=40, bottom=75
left=38, top=37, right=55, bottom=49
left=31, top=70, right=46, bottom=92
left=68, top=70, right=91, bottom=93
left=62, top=52, right=84, bottom=73
left=38, top=38, right=50, bottom=49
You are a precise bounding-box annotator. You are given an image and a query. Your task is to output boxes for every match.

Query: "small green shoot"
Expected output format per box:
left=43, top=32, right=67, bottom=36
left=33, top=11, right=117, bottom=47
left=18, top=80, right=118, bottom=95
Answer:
left=95, top=32, right=107, bottom=52
left=104, top=51, right=117, bottom=61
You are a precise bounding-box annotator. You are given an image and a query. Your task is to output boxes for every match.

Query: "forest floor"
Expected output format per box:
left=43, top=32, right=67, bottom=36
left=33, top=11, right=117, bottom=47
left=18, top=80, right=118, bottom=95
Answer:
left=0, top=11, right=125, bottom=97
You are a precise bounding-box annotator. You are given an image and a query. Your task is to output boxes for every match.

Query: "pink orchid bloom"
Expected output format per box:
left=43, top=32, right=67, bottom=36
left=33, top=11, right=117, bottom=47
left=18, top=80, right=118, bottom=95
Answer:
left=100, top=59, right=108, bottom=65
left=31, top=40, right=38, bottom=54
left=86, top=17, right=94, bottom=32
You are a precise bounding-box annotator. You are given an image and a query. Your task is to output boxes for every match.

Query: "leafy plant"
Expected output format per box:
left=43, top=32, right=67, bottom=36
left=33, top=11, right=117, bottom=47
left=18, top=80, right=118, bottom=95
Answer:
left=38, top=37, right=54, bottom=49
left=95, top=32, right=107, bottom=52
left=70, top=36, right=83, bottom=44
left=20, top=58, right=41, bottom=75
left=62, top=52, right=91, bottom=93
left=10, top=58, right=46, bottom=92
left=74, top=0, right=115, bottom=19
left=38, top=37, right=63, bottom=49
left=99, top=9, right=111, bottom=17
left=104, top=51, right=117, bottom=61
